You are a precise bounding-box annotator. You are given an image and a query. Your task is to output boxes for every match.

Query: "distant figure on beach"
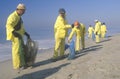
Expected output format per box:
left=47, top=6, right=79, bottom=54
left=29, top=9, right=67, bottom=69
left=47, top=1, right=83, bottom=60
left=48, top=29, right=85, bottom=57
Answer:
left=94, top=20, right=101, bottom=43
left=68, top=21, right=81, bottom=52
left=101, top=22, right=107, bottom=38
left=88, top=25, right=94, bottom=39
left=53, top=8, right=71, bottom=61
left=6, top=3, right=30, bottom=70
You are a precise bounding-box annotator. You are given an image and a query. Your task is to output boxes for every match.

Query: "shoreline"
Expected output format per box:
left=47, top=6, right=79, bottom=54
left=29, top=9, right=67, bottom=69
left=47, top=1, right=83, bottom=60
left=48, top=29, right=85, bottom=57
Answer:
left=0, top=32, right=118, bottom=63
left=0, top=47, right=53, bottom=63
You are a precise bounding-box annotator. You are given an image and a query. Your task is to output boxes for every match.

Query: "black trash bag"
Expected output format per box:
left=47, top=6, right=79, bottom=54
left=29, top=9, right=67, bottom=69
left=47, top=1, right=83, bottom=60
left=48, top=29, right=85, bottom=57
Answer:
left=24, top=38, right=38, bottom=66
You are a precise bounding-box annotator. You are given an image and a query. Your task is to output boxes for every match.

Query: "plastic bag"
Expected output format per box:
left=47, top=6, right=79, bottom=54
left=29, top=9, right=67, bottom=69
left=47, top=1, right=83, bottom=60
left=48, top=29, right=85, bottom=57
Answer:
left=24, top=38, right=38, bottom=66
left=68, top=40, right=75, bottom=60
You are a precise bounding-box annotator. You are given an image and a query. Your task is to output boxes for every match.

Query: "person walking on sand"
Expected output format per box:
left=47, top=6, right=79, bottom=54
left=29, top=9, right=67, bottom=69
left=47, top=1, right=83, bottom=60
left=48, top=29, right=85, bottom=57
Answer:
left=101, top=22, right=107, bottom=38
left=94, top=20, right=101, bottom=43
left=6, top=3, right=30, bottom=70
left=88, top=25, right=94, bottom=39
left=53, top=8, right=71, bottom=61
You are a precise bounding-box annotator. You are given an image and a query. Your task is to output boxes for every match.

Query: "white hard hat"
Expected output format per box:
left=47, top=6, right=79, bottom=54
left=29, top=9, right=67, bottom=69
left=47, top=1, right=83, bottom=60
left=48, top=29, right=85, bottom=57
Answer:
left=17, top=3, right=26, bottom=9
left=94, top=19, right=98, bottom=22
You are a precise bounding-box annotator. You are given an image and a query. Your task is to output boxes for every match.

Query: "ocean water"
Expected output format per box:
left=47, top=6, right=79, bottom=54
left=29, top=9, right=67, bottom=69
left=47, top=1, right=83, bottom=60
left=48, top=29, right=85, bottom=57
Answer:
left=0, top=42, right=11, bottom=62
left=0, top=27, right=55, bottom=62
left=0, top=39, right=55, bottom=62
left=0, top=27, right=120, bottom=62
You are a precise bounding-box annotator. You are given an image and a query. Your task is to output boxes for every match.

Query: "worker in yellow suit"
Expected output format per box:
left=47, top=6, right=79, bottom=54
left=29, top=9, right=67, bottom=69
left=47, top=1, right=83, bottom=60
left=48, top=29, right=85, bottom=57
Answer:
left=80, top=23, right=86, bottom=49
left=94, top=20, right=101, bottom=43
left=6, top=3, right=30, bottom=70
left=68, top=21, right=81, bottom=52
left=101, top=22, right=107, bottom=38
left=53, top=8, right=71, bottom=61
left=88, top=25, right=94, bottom=39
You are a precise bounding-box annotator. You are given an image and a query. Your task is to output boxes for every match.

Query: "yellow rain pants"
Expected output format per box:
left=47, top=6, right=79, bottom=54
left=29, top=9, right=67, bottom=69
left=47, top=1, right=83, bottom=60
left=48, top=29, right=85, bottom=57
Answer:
left=12, top=38, right=25, bottom=69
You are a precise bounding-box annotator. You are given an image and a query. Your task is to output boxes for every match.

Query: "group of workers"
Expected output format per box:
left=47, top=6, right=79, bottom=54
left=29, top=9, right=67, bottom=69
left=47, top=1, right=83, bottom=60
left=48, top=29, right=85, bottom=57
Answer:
left=88, top=20, right=107, bottom=42
left=53, top=8, right=86, bottom=61
left=53, top=8, right=107, bottom=61
left=5, top=3, right=107, bottom=71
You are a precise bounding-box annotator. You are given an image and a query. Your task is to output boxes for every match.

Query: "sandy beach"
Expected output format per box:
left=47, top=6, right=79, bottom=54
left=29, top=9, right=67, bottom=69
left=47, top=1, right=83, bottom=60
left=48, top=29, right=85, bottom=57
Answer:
left=0, top=33, right=120, bottom=79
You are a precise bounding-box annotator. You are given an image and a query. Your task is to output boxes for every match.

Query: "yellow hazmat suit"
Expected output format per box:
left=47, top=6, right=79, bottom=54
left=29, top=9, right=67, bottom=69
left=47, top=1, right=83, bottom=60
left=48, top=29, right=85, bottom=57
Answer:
left=80, top=23, right=86, bottom=49
left=54, top=15, right=71, bottom=59
left=6, top=11, right=26, bottom=69
left=101, top=24, right=107, bottom=38
left=68, top=26, right=81, bottom=51
left=88, top=26, right=94, bottom=39
left=94, top=21, right=101, bottom=43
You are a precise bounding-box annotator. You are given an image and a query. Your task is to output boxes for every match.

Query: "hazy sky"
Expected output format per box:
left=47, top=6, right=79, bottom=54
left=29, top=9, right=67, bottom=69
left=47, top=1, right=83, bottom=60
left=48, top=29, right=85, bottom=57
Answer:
left=0, top=0, right=120, bottom=40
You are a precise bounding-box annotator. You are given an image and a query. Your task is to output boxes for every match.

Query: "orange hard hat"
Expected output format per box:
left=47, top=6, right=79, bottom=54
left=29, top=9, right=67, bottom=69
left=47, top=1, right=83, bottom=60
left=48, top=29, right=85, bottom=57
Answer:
left=74, top=21, right=80, bottom=26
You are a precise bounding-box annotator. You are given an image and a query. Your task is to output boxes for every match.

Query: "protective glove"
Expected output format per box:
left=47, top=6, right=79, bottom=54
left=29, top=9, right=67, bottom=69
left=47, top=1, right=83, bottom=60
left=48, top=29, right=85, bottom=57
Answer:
left=68, top=39, right=71, bottom=43
left=12, top=31, right=22, bottom=39
left=95, top=32, right=98, bottom=35
left=71, top=24, right=74, bottom=28
left=24, top=32, right=30, bottom=39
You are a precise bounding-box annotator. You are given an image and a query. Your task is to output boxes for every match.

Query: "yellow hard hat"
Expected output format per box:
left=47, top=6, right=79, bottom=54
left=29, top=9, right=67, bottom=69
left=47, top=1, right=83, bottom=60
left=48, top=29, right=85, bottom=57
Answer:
left=17, top=3, right=26, bottom=9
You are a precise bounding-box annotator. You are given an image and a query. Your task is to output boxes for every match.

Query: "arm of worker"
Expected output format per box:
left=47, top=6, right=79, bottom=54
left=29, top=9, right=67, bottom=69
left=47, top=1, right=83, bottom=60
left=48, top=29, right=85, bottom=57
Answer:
left=105, top=25, right=107, bottom=32
left=24, top=32, right=30, bottom=39
left=12, top=30, right=22, bottom=39
left=65, top=24, right=72, bottom=29
left=92, top=28, right=95, bottom=32
left=6, top=16, right=19, bottom=40
left=68, top=28, right=75, bottom=43
left=6, top=16, right=17, bottom=34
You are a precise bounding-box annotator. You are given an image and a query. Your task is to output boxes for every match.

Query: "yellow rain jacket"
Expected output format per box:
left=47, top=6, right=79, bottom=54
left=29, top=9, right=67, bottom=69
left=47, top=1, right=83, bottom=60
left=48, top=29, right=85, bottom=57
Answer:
left=6, top=11, right=25, bottom=41
left=68, top=26, right=81, bottom=51
left=54, top=15, right=71, bottom=38
left=88, top=26, right=94, bottom=38
left=88, top=27, right=94, bottom=34
left=94, top=21, right=101, bottom=35
left=101, top=24, right=107, bottom=38
left=53, top=15, right=71, bottom=58
left=6, top=11, right=25, bottom=69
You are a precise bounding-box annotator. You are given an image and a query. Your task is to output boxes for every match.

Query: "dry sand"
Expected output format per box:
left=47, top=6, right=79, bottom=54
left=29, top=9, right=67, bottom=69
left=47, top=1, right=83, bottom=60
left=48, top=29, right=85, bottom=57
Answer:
left=0, top=34, right=120, bottom=79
